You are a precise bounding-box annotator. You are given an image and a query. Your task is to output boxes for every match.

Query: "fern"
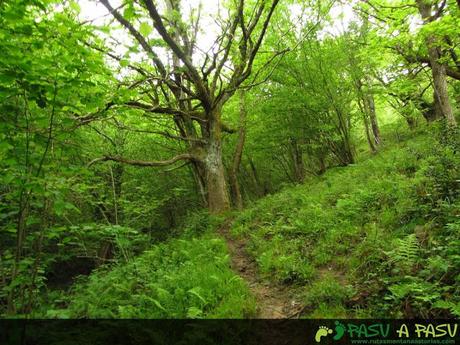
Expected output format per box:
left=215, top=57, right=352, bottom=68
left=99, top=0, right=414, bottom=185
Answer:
left=434, top=300, right=460, bottom=317
left=388, top=234, right=420, bottom=271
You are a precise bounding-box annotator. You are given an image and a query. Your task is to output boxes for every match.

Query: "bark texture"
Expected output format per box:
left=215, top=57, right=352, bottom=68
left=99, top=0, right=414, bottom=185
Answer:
left=229, top=91, right=247, bottom=209
left=205, top=116, right=230, bottom=212
left=417, top=0, right=457, bottom=126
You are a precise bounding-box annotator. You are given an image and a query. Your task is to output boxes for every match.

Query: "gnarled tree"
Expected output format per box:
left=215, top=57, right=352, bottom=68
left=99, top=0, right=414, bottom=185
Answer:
left=90, top=0, right=281, bottom=213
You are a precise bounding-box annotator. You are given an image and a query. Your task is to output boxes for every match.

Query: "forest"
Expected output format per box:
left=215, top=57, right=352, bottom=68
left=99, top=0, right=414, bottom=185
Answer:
left=0, top=0, right=459, bottom=320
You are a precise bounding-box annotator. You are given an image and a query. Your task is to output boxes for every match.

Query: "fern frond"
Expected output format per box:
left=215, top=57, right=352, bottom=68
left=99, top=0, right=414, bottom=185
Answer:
left=389, top=234, right=420, bottom=270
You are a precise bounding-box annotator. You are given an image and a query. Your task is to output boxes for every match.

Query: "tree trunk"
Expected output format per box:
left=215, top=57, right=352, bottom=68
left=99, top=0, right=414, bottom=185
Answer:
left=189, top=162, right=208, bottom=206
left=228, top=167, right=242, bottom=209
left=205, top=143, right=230, bottom=213
left=363, top=111, right=376, bottom=153
left=417, top=0, right=457, bottom=126
left=248, top=157, right=263, bottom=197
left=428, top=42, right=456, bottom=125
left=357, top=77, right=380, bottom=150
left=204, top=115, right=230, bottom=213
left=109, top=164, right=123, bottom=225
left=290, top=138, right=305, bottom=182
left=357, top=94, right=376, bottom=153
left=229, top=91, right=247, bottom=210
left=318, top=155, right=327, bottom=175
left=333, top=107, right=355, bottom=165
left=367, top=92, right=381, bottom=145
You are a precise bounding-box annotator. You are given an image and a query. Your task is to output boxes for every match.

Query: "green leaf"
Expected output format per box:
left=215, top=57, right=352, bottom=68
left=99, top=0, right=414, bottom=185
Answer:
left=123, top=6, right=135, bottom=20
left=186, top=307, right=203, bottom=318
left=187, top=288, right=206, bottom=304
left=148, top=297, right=167, bottom=312
left=139, top=22, right=152, bottom=37
left=69, top=1, right=81, bottom=13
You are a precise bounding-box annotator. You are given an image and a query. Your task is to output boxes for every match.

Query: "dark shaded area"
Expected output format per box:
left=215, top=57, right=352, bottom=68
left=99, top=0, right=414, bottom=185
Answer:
left=46, top=257, right=96, bottom=289
left=0, top=319, right=458, bottom=345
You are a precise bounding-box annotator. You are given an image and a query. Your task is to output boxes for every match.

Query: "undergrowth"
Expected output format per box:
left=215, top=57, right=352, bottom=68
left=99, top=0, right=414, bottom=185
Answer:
left=45, top=228, right=256, bottom=318
left=231, top=123, right=460, bottom=318
left=41, top=123, right=459, bottom=319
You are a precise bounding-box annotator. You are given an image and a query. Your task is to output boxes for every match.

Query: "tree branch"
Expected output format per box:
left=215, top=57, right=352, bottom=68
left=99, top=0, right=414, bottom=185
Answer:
left=142, top=0, right=211, bottom=107
left=211, top=0, right=244, bottom=94
left=99, top=0, right=167, bottom=77
left=124, top=101, right=206, bottom=121
left=113, top=123, right=206, bottom=143
left=217, top=0, right=280, bottom=104
left=88, top=153, right=196, bottom=167
left=394, top=46, right=460, bottom=81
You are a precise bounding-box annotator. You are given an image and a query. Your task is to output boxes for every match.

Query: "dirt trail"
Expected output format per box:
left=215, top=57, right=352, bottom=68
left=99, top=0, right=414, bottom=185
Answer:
left=219, top=220, right=304, bottom=319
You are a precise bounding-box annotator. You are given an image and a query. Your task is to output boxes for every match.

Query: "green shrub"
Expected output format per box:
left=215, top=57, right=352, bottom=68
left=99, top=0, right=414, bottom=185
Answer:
left=304, top=273, right=355, bottom=317
left=61, top=236, right=256, bottom=318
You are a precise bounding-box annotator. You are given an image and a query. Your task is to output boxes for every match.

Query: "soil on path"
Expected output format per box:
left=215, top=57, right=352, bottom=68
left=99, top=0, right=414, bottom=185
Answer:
left=219, top=220, right=304, bottom=319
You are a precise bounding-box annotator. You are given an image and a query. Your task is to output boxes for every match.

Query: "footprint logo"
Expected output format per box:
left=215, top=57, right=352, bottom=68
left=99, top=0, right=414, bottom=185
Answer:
left=315, top=326, right=333, bottom=343
left=333, top=321, right=346, bottom=341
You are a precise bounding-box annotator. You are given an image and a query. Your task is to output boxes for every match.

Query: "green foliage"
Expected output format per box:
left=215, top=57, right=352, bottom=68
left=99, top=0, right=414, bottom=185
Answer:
left=304, top=273, right=355, bottom=317
left=385, top=234, right=420, bottom=274
left=0, top=0, right=458, bottom=321
left=179, top=211, right=226, bottom=238
left=0, top=0, right=114, bottom=315
left=64, top=236, right=256, bottom=318
left=253, top=234, right=315, bottom=283
left=231, top=125, right=460, bottom=317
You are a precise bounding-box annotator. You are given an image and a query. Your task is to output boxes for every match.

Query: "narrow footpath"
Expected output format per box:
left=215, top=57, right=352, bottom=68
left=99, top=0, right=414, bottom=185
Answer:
left=219, top=220, right=304, bottom=319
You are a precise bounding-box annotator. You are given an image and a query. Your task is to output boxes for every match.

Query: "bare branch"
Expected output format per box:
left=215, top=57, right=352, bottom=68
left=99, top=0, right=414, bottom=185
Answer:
left=211, top=0, right=244, bottom=93
left=113, top=122, right=206, bottom=143
left=99, top=0, right=167, bottom=77
left=88, top=153, right=196, bottom=167
left=124, top=101, right=206, bottom=121
left=142, top=0, right=211, bottom=107
left=242, top=0, right=280, bottom=80
left=84, top=41, right=151, bottom=76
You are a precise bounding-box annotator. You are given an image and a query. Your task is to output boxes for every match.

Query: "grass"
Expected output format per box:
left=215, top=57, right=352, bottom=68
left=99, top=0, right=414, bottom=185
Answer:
left=48, top=233, right=256, bottom=318
left=230, top=123, right=460, bottom=318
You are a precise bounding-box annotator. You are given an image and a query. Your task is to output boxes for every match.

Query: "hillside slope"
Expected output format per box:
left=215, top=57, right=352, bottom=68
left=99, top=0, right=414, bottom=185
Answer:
left=230, top=126, right=460, bottom=318
left=51, top=125, right=459, bottom=319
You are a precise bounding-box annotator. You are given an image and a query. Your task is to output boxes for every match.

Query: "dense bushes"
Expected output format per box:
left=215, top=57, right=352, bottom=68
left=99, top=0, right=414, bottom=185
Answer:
left=34, top=213, right=253, bottom=318
left=49, top=235, right=256, bottom=318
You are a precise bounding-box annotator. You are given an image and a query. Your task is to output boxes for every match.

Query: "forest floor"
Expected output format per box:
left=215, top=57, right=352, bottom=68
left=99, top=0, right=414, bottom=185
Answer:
left=219, top=219, right=304, bottom=318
